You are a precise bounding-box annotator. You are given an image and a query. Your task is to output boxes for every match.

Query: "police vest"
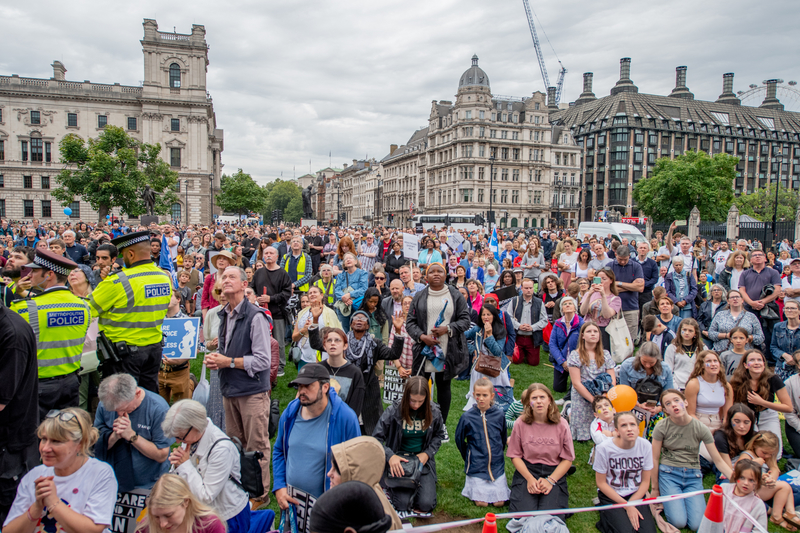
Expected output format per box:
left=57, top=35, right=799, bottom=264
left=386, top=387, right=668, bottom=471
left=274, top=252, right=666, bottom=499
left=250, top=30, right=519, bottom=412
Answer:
left=284, top=253, right=309, bottom=292
left=313, top=278, right=336, bottom=305
left=11, top=287, right=91, bottom=379
left=89, top=260, right=172, bottom=346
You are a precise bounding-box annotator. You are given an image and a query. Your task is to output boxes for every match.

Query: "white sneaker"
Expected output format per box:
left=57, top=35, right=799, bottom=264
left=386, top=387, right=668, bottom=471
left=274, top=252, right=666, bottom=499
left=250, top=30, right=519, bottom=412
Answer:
left=555, top=398, right=566, bottom=406
left=277, top=370, right=285, bottom=377
left=441, top=426, right=450, bottom=443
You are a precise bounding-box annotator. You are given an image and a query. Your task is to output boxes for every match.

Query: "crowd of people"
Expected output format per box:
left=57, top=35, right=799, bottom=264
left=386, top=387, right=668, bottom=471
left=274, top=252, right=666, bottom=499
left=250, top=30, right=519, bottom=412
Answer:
left=3, top=215, right=800, bottom=533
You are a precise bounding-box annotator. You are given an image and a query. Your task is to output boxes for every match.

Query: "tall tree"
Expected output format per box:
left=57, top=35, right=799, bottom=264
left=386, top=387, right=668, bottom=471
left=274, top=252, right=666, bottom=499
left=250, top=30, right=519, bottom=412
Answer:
left=54, top=126, right=179, bottom=222
left=216, top=169, right=268, bottom=216
left=263, top=180, right=303, bottom=223
left=632, top=150, right=737, bottom=222
left=733, top=183, right=800, bottom=222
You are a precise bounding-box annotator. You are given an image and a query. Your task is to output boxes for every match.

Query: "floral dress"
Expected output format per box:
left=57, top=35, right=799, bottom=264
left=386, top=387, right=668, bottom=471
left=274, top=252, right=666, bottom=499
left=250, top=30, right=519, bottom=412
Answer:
left=567, top=349, right=615, bottom=441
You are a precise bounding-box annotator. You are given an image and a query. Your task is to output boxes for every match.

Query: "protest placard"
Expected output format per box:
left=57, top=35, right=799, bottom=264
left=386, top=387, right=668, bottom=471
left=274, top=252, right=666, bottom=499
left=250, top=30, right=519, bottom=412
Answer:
left=111, top=489, right=150, bottom=533
left=287, top=486, right=317, bottom=533
left=403, top=233, right=419, bottom=260
left=162, top=317, right=201, bottom=359
left=383, top=365, right=405, bottom=404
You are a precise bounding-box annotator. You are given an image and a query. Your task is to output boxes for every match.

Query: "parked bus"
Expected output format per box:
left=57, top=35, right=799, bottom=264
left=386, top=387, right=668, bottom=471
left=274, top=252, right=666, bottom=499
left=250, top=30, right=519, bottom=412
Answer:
left=409, top=214, right=483, bottom=231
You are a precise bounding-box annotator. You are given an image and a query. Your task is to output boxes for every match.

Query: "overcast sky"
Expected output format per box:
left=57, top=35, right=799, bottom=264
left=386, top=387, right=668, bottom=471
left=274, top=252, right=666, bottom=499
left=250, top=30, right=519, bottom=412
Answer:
left=2, top=0, right=798, bottom=184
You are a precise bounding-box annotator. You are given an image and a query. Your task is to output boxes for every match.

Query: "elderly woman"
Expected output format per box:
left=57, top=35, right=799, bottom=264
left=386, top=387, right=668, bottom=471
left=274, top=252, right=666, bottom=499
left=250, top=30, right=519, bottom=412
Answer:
left=772, top=298, right=800, bottom=381
left=549, top=296, right=583, bottom=393
left=3, top=408, right=117, bottom=533
left=665, top=256, right=697, bottom=319
left=484, top=264, right=499, bottom=293
left=334, top=252, right=369, bottom=333
left=161, top=400, right=256, bottom=532
left=618, top=341, right=674, bottom=416
left=698, top=284, right=727, bottom=348
left=708, top=288, right=764, bottom=353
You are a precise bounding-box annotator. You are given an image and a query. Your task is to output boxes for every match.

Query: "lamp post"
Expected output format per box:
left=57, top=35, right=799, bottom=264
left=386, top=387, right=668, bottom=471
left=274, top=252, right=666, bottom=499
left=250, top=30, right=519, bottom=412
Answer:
left=208, top=173, right=214, bottom=225
left=185, top=179, right=189, bottom=225
left=553, top=178, right=564, bottom=229
left=489, top=155, right=496, bottom=226
left=768, top=153, right=784, bottom=249
left=336, top=181, right=341, bottom=226
left=375, top=173, right=382, bottom=226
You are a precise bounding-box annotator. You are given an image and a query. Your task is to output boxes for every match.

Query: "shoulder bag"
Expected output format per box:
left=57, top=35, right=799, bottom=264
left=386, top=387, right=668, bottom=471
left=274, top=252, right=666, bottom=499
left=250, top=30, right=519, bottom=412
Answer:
left=607, top=311, right=633, bottom=363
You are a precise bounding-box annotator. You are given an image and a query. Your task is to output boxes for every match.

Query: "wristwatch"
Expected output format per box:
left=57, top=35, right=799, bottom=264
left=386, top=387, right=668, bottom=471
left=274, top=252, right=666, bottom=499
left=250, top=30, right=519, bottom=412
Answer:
left=129, top=433, right=139, bottom=444
left=229, top=357, right=236, bottom=368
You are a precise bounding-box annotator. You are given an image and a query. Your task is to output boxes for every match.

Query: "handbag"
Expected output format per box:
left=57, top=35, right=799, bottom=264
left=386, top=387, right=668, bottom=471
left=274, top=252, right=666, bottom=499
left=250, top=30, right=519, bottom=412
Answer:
left=634, top=375, right=663, bottom=404
left=192, top=361, right=210, bottom=407
left=383, top=452, right=422, bottom=490
left=607, top=313, right=633, bottom=363
left=207, top=437, right=264, bottom=497
left=474, top=333, right=502, bottom=378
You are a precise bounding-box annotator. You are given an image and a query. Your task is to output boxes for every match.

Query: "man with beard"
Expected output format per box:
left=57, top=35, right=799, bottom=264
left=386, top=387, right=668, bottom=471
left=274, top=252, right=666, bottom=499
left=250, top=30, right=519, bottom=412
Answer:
left=89, top=231, right=172, bottom=392
left=1, top=246, right=35, bottom=304
left=272, top=363, right=360, bottom=509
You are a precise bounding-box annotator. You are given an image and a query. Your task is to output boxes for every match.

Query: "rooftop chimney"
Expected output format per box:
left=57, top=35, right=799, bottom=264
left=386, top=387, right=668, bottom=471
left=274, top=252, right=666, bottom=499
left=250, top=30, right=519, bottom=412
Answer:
left=51, top=61, right=66, bottom=81
left=610, top=58, right=638, bottom=95
left=547, top=86, right=558, bottom=110
left=390, top=144, right=398, bottom=155
left=669, top=66, right=694, bottom=100
left=716, top=73, right=740, bottom=105
left=575, top=72, right=597, bottom=106
left=760, top=79, right=784, bottom=111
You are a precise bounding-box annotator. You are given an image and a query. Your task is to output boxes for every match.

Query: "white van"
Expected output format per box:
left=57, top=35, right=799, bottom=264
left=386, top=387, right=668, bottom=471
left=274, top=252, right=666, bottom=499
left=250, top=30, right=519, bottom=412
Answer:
left=577, top=222, right=647, bottom=245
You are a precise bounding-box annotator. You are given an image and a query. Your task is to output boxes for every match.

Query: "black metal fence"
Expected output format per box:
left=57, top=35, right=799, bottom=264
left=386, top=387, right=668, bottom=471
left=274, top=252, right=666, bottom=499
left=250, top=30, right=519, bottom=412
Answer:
left=739, top=221, right=796, bottom=250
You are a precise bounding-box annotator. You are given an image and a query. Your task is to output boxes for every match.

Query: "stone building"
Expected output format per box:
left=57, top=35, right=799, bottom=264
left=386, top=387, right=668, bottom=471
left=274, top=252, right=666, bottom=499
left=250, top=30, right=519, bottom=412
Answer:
left=550, top=58, right=800, bottom=221
left=380, top=55, right=582, bottom=229
left=0, top=19, right=223, bottom=224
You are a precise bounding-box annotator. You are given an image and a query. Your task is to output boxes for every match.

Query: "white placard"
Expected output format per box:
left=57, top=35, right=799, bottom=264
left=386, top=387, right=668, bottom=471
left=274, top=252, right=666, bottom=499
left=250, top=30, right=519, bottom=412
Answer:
left=446, top=232, right=464, bottom=251
left=403, top=233, right=419, bottom=260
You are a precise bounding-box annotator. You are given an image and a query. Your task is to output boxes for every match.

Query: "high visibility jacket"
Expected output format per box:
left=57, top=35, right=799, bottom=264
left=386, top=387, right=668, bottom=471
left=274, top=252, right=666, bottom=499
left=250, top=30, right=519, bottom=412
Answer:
left=284, top=253, right=310, bottom=292
left=313, top=278, right=336, bottom=305
left=89, top=259, right=172, bottom=346
left=11, top=286, right=91, bottom=379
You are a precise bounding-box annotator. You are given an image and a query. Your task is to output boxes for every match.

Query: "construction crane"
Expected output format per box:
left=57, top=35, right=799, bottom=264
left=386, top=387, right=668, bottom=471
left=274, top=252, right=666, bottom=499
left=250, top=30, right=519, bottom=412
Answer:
left=521, top=0, right=567, bottom=103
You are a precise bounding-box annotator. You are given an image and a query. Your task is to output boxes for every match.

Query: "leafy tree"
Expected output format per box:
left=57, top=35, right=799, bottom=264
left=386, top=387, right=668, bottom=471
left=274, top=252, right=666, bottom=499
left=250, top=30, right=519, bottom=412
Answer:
left=54, top=126, right=179, bottom=222
left=263, top=180, right=303, bottom=223
left=733, top=183, right=799, bottom=222
left=632, top=150, right=737, bottom=222
left=216, top=169, right=268, bottom=216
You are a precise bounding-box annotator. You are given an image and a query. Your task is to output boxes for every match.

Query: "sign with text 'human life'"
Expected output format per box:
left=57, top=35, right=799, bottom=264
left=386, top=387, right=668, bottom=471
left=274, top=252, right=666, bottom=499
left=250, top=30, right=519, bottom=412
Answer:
left=162, top=317, right=201, bottom=359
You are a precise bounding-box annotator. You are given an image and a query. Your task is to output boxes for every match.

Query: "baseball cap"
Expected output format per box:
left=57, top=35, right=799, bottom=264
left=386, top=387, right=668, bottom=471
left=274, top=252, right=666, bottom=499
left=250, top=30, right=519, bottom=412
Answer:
left=288, top=363, right=330, bottom=387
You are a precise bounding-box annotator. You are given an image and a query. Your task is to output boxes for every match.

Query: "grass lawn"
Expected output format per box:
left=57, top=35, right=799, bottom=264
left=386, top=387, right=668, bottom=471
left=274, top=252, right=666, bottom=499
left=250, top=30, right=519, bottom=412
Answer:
left=190, top=352, right=789, bottom=532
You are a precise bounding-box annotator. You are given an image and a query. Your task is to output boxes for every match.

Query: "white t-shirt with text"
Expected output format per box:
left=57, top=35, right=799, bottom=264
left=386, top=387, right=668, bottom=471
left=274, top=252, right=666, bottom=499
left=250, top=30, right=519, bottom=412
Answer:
left=593, top=437, right=654, bottom=497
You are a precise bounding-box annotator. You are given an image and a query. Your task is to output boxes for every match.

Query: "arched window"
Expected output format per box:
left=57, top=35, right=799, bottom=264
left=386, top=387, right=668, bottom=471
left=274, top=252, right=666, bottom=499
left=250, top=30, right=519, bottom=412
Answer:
left=169, top=63, right=181, bottom=88
left=171, top=203, right=181, bottom=221
left=511, top=218, right=518, bottom=228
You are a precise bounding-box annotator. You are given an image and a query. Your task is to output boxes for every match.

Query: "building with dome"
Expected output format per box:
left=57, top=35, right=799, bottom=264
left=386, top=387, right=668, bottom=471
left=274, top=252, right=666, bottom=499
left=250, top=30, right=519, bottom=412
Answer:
left=379, top=55, right=581, bottom=229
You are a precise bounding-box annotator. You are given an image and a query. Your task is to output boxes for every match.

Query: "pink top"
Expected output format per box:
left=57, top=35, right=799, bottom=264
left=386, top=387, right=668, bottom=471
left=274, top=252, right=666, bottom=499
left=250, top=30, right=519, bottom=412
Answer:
left=470, top=293, right=484, bottom=314
left=140, top=515, right=226, bottom=533
left=507, top=417, right=575, bottom=466
left=389, top=322, right=414, bottom=369
left=581, top=292, right=621, bottom=327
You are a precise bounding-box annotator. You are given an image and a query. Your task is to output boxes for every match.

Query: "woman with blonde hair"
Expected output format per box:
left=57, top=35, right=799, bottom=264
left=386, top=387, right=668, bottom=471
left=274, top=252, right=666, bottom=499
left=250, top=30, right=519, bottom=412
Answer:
left=719, top=250, right=749, bottom=292
left=3, top=408, right=117, bottom=533
left=136, top=474, right=226, bottom=533
left=684, top=350, right=733, bottom=433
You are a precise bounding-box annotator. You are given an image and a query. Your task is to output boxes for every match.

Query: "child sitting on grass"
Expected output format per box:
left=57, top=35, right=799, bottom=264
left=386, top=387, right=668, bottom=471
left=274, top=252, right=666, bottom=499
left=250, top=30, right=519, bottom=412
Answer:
left=455, top=378, right=510, bottom=507
left=590, top=396, right=616, bottom=446
left=722, top=459, right=768, bottom=533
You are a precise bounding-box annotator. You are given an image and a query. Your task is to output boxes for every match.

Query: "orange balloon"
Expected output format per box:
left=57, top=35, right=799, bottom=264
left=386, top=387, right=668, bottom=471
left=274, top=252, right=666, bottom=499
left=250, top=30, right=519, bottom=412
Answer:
left=606, top=385, right=638, bottom=412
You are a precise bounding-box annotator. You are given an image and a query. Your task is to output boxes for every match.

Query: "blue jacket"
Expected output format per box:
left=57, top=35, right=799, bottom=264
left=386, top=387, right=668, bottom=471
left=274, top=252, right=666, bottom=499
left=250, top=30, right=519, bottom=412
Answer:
left=334, top=268, right=369, bottom=310
left=465, top=324, right=508, bottom=369
left=542, top=239, right=554, bottom=262
left=618, top=356, right=674, bottom=391
left=637, top=257, right=660, bottom=292
left=549, top=314, right=584, bottom=372
left=455, top=404, right=507, bottom=482
left=773, top=321, right=800, bottom=381
left=665, top=271, right=698, bottom=319
left=458, top=265, right=484, bottom=285
left=499, top=310, right=516, bottom=359
left=272, top=387, right=360, bottom=494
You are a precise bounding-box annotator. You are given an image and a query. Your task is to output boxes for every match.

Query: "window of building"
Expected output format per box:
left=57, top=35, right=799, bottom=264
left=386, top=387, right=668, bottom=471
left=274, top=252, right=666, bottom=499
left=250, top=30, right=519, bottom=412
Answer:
left=478, top=188, right=484, bottom=202
left=501, top=148, right=509, bottom=160
left=171, top=118, right=180, bottom=132
left=21, top=141, right=28, bottom=162
left=28, top=111, right=43, bottom=126
left=68, top=113, right=78, bottom=127
left=30, top=139, right=43, bottom=162
left=23, top=200, right=34, bottom=218
left=479, top=145, right=485, bottom=157
left=502, top=131, right=508, bottom=139
left=534, top=191, right=542, bottom=203
left=501, top=169, right=509, bottom=180
left=478, top=167, right=485, bottom=180
left=0, top=199, right=4, bottom=217
left=98, top=115, right=107, bottom=128
left=501, top=190, right=508, bottom=203
left=23, top=176, right=32, bottom=189
left=69, top=201, right=80, bottom=218
left=490, top=130, right=496, bottom=138
left=128, top=117, right=137, bottom=130
left=461, top=188, right=473, bottom=202
left=512, top=190, right=519, bottom=203
left=170, top=148, right=181, bottom=167
left=465, top=111, right=472, bottom=120
left=41, top=200, right=51, bottom=218
left=512, top=131, right=519, bottom=140
left=513, top=148, right=520, bottom=160
left=170, top=63, right=181, bottom=88
left=479, top=127, right=485, bottom=138
left=512, top=169, right=520, bottom=181
left=45, top=142, right=51, bottom=163
left=0, top=175, right=3, bottom=187
left=480, top=111, right=485, bottom=119
left=0, top=140, right=4, bottom=161
left=171, top=203, right=182, bottom=221
left=41, top=176, right=50, bottom=189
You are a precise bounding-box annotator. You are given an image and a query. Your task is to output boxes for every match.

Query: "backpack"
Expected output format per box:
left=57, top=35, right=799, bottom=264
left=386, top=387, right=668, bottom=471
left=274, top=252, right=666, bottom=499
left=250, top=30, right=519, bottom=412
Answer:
left=634, top=375, right=663, bottom=404
left=207, top=437, right=264, bottom=497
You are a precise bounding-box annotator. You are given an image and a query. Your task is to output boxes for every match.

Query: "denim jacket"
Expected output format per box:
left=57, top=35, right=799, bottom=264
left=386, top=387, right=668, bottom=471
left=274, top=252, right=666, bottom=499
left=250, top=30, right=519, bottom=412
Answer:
left=772, top=321, right=800, bottom=381
left=465, top=325, right=508, bottom=370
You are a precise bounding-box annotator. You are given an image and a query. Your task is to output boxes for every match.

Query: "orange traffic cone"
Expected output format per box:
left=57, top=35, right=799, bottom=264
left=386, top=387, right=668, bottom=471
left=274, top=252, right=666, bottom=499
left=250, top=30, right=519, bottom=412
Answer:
left=482, top=512, right=497, bottom=533
left=697, top=484, right=723, bottom=533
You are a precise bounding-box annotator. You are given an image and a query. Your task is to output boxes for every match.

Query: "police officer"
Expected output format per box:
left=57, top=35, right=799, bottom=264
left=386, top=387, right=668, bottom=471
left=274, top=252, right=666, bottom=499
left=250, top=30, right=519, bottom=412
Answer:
left=10, top=249, right=91, bottom=418
left=89, top=230, right=172, bottom=392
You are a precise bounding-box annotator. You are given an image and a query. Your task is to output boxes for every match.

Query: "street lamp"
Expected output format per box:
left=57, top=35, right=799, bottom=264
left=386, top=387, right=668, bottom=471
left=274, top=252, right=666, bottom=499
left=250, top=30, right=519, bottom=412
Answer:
left=208, top=173, right=214, bottom=225
left=489, top=154, right=496, bottom=226
left=767, top=153, right=784, bottom=249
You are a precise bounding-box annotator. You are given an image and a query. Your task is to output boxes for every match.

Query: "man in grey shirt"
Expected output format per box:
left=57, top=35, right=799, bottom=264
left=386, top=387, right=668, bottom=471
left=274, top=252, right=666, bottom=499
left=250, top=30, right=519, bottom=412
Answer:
left=589, top=242, right=614, bottom=275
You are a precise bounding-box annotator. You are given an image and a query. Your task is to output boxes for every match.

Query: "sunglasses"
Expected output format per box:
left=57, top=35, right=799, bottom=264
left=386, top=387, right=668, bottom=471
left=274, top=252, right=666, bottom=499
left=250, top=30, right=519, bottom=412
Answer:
left=375, top=276, right=385, bottom=280
left=46, top=409, right=77, bottom=423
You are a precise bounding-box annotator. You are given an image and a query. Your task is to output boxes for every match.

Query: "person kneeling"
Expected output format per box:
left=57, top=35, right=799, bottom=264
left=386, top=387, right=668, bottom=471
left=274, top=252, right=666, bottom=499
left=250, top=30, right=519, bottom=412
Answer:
left=136, top=474, right=227, bottom=533
left=373, top=376, right=445, bottom=515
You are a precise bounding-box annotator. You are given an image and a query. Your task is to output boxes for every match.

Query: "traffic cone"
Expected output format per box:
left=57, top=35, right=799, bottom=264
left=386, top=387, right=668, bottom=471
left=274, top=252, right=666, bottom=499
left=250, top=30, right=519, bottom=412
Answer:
left=697, top=484, right=723, bottom=533
left=482, top=513, right=497, bottom=533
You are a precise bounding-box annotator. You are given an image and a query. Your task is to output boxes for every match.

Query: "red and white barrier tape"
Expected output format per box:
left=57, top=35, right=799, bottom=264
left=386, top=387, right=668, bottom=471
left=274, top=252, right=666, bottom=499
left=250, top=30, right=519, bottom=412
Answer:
left=722, top=492, right=769, bottom=533
left=390, top=489, right=712, bottom=533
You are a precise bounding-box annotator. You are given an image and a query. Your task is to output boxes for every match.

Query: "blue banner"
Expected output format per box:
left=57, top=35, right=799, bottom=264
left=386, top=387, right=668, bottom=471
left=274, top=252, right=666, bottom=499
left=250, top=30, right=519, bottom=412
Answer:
left=489, top=225, right=500, bottom=260
left=162, top=317, right=201, bottom=359
left=160, top=233, right=175, bottom=282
